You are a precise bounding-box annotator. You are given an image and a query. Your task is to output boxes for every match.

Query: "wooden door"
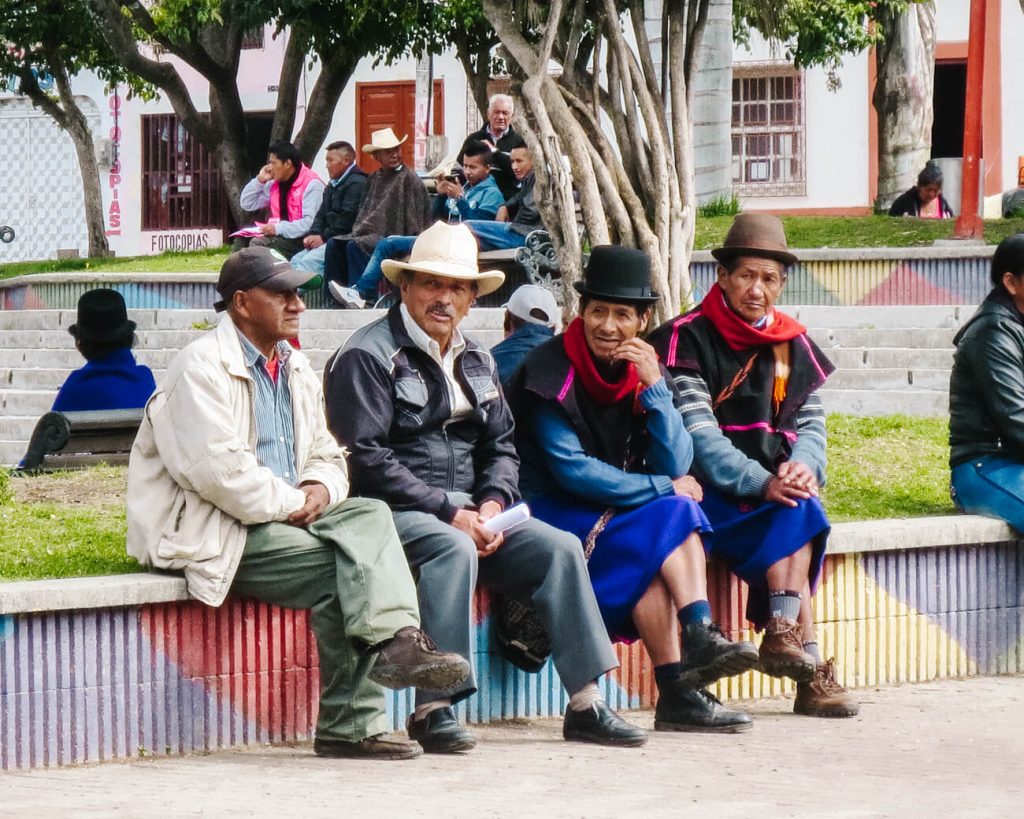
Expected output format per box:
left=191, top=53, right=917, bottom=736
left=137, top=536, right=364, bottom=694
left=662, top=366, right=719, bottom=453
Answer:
left=355, top=80, right=444, bottom=170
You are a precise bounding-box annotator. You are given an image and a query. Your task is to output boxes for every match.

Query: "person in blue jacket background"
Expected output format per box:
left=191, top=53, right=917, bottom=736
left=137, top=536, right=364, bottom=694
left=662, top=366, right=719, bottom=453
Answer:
left=52, top=288, right=156, bottom=412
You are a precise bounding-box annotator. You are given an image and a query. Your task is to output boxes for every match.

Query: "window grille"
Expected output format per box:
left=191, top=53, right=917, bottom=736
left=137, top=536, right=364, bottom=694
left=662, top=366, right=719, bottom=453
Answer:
left=141, top=114, right=224, bottom=230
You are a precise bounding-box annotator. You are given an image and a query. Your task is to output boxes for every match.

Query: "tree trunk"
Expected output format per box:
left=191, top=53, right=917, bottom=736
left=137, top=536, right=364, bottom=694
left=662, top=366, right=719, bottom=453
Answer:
left=269, top=32, right=306, bottom=146
left=293, top=49, right=360, bottom=164
left=456, top=42, right=493, bottom=120
left=873, top=2, right=936, bottom=210
left=19, top=57, right=109, bottom=258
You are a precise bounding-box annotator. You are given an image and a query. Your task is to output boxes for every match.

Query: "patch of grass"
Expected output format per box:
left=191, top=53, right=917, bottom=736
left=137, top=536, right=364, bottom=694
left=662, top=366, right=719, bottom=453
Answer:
left=695, top=215, right=1024, bottom=250
left=698, top=193, right=741, bottom=218
left=0, top=247, right=229, bottom=281
left=822, top=414, right=954, bottom=522
left=0, top=466, right=140, bottom=582
left=0, top=416, right=960, bottom=581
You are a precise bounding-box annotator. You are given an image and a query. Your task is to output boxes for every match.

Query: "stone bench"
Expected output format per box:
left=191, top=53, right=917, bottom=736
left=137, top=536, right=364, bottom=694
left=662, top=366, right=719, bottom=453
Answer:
left=1, top=513, right=1021, bottom=770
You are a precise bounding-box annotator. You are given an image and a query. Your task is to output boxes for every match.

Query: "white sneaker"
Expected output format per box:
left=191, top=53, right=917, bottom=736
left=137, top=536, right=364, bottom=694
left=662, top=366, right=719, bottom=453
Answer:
left=328, top=281, right=366, bottom=308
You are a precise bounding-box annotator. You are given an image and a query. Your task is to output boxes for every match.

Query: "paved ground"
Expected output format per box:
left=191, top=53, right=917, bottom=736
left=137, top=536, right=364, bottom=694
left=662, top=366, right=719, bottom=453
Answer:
left=3, top=676, right=1021, bottom=818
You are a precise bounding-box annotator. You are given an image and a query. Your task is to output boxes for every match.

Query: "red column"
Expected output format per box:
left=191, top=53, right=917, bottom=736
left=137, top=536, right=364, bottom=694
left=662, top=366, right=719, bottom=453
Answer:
left=955, top=0, right=987, bottom=239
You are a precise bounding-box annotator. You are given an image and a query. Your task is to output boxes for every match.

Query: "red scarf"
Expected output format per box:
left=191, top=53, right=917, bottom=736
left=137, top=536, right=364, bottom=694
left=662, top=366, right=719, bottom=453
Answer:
left=562, top=317, right=640, bottom=405
left=699, top=283, right=807, bottom=351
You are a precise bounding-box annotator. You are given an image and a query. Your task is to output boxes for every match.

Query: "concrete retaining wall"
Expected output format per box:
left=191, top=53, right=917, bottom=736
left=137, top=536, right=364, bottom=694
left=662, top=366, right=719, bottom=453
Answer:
left=2, top=515, right=1021, bottom=771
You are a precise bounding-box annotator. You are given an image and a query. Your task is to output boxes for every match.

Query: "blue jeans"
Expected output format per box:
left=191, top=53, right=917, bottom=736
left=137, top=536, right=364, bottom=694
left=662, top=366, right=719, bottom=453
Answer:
left=290, top=243, right=327, bottom=274
left=950, top=456, right=1024, bottom=532
left=465, top=220, right=528, bottom=251
left=355, top=235, right=417, bottom=300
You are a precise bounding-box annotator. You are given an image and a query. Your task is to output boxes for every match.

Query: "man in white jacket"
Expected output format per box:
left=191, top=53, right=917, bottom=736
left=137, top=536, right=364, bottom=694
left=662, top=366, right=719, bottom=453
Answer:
left=127, top=246, right=469, bottom=760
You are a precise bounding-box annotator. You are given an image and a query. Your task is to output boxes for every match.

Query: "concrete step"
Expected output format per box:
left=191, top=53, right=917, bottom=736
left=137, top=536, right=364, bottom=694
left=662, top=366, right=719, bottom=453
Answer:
left=0, top=440, right=26, bottom=466
left=783, top=304, right=974, bottom=330
left=0, top=307, right=508, bottom=333
left=0, top=389, right=57, bottom=416
left=827, top=368, right=951, bottom=392
left=820, top=388, right=949, bottom=417
left=0, top=367, right=76, bottom=390
left=807, top=327, right=956, bottom=349
left=827, top=347, right=955, bottom=370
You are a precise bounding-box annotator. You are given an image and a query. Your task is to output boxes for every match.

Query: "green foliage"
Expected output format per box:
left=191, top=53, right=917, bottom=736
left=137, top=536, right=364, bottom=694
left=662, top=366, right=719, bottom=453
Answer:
left=823, top=414, right=954, bottom=522
left=735, top=0, right=914, bottom=87
left=0, top=469, right=11, bottom=505
left=698, top=194, right=741, bottom=218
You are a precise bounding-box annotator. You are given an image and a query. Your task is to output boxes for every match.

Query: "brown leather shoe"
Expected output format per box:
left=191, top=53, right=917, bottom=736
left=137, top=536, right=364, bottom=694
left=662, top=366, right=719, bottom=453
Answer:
left=313, top=733, right=423, bottom=760
left=758, top=616, right=816, bottom=682
left=794, top=658, right=860, bottom=718
left=368, top=627, right=471, bottom=694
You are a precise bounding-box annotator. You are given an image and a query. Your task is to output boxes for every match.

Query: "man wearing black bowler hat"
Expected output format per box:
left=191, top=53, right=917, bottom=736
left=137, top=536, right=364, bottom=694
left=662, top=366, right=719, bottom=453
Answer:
left=510, top=246, right=757, bottom=733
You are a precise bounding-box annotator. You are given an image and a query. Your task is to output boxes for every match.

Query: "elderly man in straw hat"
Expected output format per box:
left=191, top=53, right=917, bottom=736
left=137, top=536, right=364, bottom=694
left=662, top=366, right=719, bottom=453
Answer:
left=323, top=127, right=430, bottom=306
left=324, top=222, right=647, bottom=753
left=648, top=213, right=859, bottom=719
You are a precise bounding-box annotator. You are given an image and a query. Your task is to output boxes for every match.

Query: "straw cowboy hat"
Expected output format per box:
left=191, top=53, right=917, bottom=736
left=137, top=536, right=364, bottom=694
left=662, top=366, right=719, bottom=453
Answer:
left=382, top=222, right=505, bottom=297
left=711, top=213, right=798, bottom=268
left=362, top=127, right=408, bottom=154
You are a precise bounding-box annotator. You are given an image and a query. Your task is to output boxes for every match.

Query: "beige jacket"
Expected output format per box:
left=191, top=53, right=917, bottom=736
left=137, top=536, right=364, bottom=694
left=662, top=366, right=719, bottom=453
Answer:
left=127, top=314, right=349, bottom=606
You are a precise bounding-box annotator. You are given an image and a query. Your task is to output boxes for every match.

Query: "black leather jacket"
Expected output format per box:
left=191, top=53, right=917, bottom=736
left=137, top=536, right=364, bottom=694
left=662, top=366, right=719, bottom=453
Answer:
left=309, top=166, right=367, bottom=239
left=949, top=288, right=1024, bottom=466
left=323, top=304, right=520, bottom=522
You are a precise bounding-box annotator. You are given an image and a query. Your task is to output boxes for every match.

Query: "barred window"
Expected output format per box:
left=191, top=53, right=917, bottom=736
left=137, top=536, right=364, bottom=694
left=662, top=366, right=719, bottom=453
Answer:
left=141, top=114, right=223, bottom=230
left=731, top=66, right=806, bottom=197
left=241, top=26, right=265, bottom=50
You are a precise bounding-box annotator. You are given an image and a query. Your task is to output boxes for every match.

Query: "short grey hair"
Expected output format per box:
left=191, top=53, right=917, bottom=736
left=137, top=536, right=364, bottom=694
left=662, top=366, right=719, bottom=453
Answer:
left=488, top=94, right=514, bottom=115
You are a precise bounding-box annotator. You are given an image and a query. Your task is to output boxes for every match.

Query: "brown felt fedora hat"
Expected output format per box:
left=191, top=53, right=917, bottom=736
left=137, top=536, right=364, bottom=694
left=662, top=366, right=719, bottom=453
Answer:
left=711, top=213, right=797, bottom=267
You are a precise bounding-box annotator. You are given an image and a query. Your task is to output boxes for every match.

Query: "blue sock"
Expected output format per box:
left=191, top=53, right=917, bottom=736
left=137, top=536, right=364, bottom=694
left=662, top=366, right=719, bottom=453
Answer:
left=677, top=600, right=712, bottom=628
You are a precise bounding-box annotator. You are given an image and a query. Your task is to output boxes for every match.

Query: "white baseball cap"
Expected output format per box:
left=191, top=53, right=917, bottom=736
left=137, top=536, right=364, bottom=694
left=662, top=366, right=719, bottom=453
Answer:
left=504, top=284, right=561, bottom=330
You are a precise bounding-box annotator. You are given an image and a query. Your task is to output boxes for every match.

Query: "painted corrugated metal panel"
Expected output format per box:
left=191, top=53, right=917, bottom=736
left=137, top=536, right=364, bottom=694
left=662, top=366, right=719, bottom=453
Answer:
left=688, top=256, right=991, bottom=306
left=3, top=542, right=1022, bottom=770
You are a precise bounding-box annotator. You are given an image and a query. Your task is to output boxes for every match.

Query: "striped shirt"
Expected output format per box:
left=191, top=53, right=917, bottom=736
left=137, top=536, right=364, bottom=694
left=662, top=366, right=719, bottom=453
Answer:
left=237, top=331, right=297, bottom=484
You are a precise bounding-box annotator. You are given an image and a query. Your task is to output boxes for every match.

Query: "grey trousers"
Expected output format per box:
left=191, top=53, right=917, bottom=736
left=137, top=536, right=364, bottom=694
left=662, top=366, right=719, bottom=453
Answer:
left=231, top=498, right=420, bottom=742
left=392, top=503, right=619, bottom=706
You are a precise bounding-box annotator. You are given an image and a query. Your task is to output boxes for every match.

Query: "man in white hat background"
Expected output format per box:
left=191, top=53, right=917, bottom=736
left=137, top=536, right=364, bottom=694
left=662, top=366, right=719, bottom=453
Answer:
left=323, top=127, right=430, bottom=305
left=323, top=222, right=647, bottom=754
left=490, top=283, right=561, bottom=388
left=127, top=246, right=471, bottom=761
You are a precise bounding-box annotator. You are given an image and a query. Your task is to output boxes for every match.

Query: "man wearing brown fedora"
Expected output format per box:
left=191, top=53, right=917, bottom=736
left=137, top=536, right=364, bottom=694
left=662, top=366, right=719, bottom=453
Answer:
left=323, top=127, right=431, bottom=306
left=649, top=213, right=859, bottom=718
left=324, top=222, right=647, bottom=753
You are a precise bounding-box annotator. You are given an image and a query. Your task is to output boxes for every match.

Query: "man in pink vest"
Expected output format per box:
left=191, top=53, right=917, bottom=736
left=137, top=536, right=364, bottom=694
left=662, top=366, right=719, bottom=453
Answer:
left=239, top=141, right=326, bottom=259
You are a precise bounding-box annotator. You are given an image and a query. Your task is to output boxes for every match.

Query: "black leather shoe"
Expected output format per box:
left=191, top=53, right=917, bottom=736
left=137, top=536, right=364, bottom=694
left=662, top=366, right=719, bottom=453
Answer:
left=654, top=686, right=752, bottom=733
left=678, top=622, right=759, bottom=688
left=407, top=706, right=477, bottom=753
left=368, top=627, right=471, bottom=694
left=313, top=733, right=423, bottom=760
left=563, top=701, right=648, bottom=747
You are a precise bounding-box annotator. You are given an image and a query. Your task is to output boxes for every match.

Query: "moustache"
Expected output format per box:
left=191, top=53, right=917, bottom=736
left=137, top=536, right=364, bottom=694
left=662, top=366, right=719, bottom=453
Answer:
left=427, top=303, right=456, bottom=319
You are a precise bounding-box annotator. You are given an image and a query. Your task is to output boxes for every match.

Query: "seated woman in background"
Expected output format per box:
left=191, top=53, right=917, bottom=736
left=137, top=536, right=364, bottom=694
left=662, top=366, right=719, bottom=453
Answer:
left=888, top=162, right=954, bottom=219
left=949, top=234, right=1024, bottom=529
left=52, top=288, right=156, bottom=412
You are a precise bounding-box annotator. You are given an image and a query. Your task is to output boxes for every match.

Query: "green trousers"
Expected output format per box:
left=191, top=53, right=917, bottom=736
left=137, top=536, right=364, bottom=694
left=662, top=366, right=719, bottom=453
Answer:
left=231, top=497, right=419, bottom=742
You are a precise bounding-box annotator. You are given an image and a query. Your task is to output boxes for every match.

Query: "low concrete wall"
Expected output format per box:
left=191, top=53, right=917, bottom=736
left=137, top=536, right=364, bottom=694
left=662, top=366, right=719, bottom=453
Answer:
left=2, top=514, right=1021, bottom=771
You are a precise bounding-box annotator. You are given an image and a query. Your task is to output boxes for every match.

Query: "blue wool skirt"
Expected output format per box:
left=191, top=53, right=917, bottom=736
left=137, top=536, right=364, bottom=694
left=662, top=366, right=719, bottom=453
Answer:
left=530, top=494, right=711, bottom=641
left=699, top=485, right=830, bottom=629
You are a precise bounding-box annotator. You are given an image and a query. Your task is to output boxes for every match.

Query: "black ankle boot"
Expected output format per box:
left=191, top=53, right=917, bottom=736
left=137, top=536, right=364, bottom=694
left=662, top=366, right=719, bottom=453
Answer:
left=654, top=685, right=752, bottom=733
left=678, top=622, right=759, bottom=687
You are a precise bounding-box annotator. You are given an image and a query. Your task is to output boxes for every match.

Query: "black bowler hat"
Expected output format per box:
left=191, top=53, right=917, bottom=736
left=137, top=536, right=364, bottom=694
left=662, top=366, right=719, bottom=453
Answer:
left=573, top=245, right=660, bottom=305
left=68, top=288, right=135, bottom=344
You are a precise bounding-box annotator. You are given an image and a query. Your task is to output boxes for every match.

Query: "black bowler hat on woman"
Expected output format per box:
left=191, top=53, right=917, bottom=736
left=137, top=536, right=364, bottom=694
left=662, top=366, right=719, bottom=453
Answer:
left=68, top=288, right=136, bottom=344
left=573, top=245, right=660, bottom=305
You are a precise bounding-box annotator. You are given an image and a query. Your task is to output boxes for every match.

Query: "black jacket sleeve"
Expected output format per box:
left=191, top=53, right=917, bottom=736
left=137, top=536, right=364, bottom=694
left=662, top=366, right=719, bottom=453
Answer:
left=336, top=174, right=367, bottom=236
left=324, top=348, right=458, bottom=522
left=469, top=372, right=521, bottom=509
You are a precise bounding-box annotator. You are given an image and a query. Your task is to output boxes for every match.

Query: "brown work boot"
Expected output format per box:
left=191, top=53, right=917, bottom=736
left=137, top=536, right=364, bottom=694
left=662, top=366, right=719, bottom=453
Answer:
left=313, top=733, right=423, bottom=760
left=758, top=616, right=816, bottom=682
left=368, top=627, right=471, bottom=694
left=794, top=658, right=860, bottom=718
